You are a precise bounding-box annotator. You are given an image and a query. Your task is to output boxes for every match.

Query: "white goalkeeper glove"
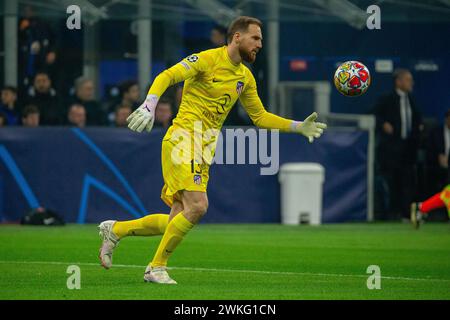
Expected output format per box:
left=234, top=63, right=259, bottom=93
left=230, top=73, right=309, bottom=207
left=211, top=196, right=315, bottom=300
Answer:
left=127, top=94, right=159, bottom=133
left=292, top=112, right=327, bottom=143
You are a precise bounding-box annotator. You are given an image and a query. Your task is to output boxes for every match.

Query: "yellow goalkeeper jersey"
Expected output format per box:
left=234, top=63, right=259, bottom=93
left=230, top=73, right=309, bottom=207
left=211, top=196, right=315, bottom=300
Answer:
left=148, top=46, right=292, bottom=149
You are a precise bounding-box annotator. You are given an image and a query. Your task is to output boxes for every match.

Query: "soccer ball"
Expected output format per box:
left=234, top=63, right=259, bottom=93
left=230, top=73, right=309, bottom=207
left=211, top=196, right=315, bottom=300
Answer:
left=334, top=61, right=371, bottom=97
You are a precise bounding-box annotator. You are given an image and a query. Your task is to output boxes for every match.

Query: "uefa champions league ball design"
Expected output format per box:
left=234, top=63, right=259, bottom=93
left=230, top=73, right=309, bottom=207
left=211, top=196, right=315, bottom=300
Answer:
left=334, top=61, right=371, bottom=97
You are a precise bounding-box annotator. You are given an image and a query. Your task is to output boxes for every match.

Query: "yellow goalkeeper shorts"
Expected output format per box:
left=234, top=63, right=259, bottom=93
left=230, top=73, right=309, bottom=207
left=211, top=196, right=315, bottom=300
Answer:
left=160, top=138, right=210, bottom=207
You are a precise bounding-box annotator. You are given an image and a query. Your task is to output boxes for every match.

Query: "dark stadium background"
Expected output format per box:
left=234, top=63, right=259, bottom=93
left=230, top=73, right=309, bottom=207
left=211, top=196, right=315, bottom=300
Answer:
left=1, top=0, right=449, bottom=223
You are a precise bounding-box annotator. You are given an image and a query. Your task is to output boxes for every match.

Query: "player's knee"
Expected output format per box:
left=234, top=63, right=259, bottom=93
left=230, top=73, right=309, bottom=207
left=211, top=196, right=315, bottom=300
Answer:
left=171, top=200, right=184, bottom=215
left=186, top=198, right=208, bottom=218
left=182, top=191, right=208, bottom=222
left=192, top=199, right=208, bottom=216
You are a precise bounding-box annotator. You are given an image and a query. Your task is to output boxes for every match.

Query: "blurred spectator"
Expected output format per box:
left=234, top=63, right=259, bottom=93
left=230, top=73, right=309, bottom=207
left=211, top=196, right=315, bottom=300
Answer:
left=0, top=86, right=20, bottom=125
left=154, top=99, right=173, bottom=129
left=427, top=109, right=450, bottom=192
left=18, top=5, right=57, bottom=90
left=21, top=104, right=40, bottom=127
left=25, top=71, right=62, bottom=125
left=67, top=103, right=86, bottom=128
left=72, top=77, right=106, bottom=126
left=114, top=105, right=132, bottom=128
left=210, top=25, right=227, bottom=47
left=119, top=80, right=140, bottom=110
left=373, top=68, right=423, bottom=220
left=0, top=112, right=7, bottom=127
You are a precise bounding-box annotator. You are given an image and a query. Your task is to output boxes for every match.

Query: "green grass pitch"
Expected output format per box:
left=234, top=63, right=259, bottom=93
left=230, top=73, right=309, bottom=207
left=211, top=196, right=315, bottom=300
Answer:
left=0, top=223, right=449, bottom=299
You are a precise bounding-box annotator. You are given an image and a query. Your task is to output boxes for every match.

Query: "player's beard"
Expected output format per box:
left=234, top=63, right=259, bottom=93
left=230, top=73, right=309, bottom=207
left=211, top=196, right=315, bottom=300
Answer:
left=239, top=45, right=257, bottom=63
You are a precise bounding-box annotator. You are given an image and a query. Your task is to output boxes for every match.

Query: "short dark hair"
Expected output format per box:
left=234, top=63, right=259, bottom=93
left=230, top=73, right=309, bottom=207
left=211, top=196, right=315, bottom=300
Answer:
left=212, top=25, right=227, bottom=35
left=119, top=80, right=138, bottom=96
left=68, top=103, right=85, bottom=111
left=22, top=104, right=40, bottom=118
left=2, top=85, right=17, bottom=95
left=445, top=109, right=450, bottom=118
left=158, top=97, right=173, bottom=107
left=115, top=104, right=132, bottom=113
left=34, top=70, right=50, bottom=78
left=393, top=68, right=411, bottom=83
left=227, top=16, right=262, bottom=44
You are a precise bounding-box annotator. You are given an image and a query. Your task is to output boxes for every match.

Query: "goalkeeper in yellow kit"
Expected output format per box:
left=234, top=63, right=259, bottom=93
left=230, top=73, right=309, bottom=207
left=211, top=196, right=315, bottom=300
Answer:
left=98, top=16, right=327, bottom=284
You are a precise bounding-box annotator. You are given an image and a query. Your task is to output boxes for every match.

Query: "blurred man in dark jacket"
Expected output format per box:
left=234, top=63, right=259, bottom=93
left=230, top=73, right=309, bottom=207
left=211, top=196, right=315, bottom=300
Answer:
left=66, top=103, right=87, bottom=128
left=18, top=5, right=57, bottom=90
left=21, top=104, right=40, bottom=127
left=119, top=80, right=140, bottom=111
left=0, top=86, right=20, bottom=125
left=154, top=99, right=174, bottom=129
left=71, top=77, right=106, bottom=126
left=25, top=71, right=62, bottom=125
left=427, top=109, right=450, bottom=193
left=374, top=69, right=422, bottom=220
left=210, top=25, right=227, bottom=47
left=113, top=105, right=132, bottom=128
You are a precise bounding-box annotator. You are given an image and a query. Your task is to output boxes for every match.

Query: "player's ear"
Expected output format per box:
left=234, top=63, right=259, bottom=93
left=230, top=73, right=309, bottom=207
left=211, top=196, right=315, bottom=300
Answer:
left=234, top=32, right=241, bottom=44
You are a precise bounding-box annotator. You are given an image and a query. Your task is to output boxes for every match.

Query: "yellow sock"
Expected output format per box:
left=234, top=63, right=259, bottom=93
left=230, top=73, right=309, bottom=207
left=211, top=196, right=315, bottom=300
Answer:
left=150, top=212, right=194, bottom=268
left=112, top=214, right=169, bottom=239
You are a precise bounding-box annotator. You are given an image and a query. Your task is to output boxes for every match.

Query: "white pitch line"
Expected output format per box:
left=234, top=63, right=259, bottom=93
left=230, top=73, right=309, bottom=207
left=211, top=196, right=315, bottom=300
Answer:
left=0, top=260, right=449, bottom=283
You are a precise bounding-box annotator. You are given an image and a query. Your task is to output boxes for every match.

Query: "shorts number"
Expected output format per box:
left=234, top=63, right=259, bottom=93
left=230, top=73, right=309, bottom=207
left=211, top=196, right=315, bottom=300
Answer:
left=190, top=159, right=202, bottom=174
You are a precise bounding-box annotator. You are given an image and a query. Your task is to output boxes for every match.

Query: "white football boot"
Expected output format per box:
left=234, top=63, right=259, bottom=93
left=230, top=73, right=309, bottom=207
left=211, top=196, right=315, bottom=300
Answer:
left=144, top=266, right=177, bottom=284
left=410, top=202, right=425, bottom=229
left=98, top=220, right=120, bottom=269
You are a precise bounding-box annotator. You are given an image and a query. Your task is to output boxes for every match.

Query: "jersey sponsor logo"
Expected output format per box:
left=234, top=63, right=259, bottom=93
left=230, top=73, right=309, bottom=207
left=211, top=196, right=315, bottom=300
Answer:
left=202, top=110, right=221, bottom=122
left=193, top=174, right=202, bottom=185
left=236, top=81, right=244, bottom=95
left=186, top=54, right=198, bottom=63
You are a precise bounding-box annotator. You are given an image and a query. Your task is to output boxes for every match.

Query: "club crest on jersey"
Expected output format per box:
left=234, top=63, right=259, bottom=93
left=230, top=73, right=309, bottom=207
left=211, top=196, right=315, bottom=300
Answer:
left=236, top=81, right=244, bottom=95
left=193, top=174, right=202, bottom=185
